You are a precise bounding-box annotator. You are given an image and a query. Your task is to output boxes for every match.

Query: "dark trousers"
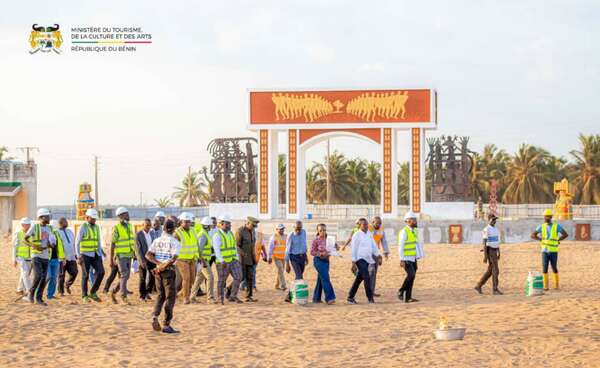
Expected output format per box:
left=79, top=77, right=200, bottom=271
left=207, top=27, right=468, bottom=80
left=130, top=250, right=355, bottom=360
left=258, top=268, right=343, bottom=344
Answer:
left=348, top=259, right=373, bottom=301
left=139, top=263, right=156, bottom=298
left=477, top=247, right=500, bottom=289
left=399, top=260, right=417, bottom=301
left=241, top=264, right=255, bottom=298
left=289, top=253, right=307, bottom=280
left=542, top=252, right=558, bottom=273
left=104, top=263, right=120, bottom=292
left=58, top=260, right=78, bottom=294
left=154, top=268, right=176, bottom=326
left=30, top=257, right=49, bottom=302
left=81, top=254, right=105, bottom=296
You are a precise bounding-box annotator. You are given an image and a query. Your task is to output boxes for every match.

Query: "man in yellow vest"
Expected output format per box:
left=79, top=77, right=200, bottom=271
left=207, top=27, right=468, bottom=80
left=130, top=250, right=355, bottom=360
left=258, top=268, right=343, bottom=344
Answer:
left=110, top=207, right=135, bottom=304
left=12, top=217, right=32, bottom=301
left=268, top=224, right=287, bottom=290
left=192, top=216, right=217, bottom=303
left=174, top=212, right=200, bottom=304
left=342, top=219, right=361, bottom=251
left=368, top=216, right=390, bottom=297
left=213, top=214, right=243, bottom=304
left=531, top=209, right=568, bottom=290
left=76, top=208, right=105, bottom=302
left=24, top=208, right=58, bottom=306
left=397, top=211, right=423, bottom=303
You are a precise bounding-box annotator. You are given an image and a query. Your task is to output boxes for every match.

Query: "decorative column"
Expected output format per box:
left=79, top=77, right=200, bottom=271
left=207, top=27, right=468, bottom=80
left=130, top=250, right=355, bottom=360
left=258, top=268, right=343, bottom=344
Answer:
left=258, top=130, right=279, bottom=219
left=409, top=128, right=423, bottom=214
left=381, top=128, right=398, bottom=219
left=286, top=129, right=300, bottom=219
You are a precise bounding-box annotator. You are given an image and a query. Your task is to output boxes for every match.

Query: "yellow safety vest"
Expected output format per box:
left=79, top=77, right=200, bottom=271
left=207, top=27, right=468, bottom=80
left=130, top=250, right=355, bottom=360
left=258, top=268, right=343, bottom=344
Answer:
left=15, top=231, right=31, bottom=260
left=272, top=233, right=286, bottom=260
left=113, top=222, right=135, bottom=258
left=399, top=226, right=417, bottom=257
left=540, top=222, right=559, bottom=253
left=176, top=227, right=199, bottom=261
left=30, top=224, right=64, bottom=259
left=80, top=222, right=99, bottom=253
left=218, top=229, right=237, bottom=263
left=197, top=227, right=213, bottom=261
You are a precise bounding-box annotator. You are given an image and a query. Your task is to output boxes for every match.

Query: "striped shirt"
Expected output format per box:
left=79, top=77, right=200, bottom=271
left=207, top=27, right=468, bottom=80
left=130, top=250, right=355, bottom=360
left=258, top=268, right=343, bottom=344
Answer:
left=148, top=233, right=180, bottom=263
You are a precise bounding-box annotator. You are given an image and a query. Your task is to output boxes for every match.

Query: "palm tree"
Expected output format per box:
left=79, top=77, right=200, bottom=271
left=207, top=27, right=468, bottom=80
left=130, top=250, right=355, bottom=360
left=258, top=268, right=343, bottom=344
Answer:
left=278, top=154, right=286, bottom=204
left=346, top=158, right=368, bottom=203
left=154, top=196, right=173, bottom=208
left=173, top=168, right=208, bottom=207
left=397, top=162, right=409, bottom=205
left=306, top=165, right=325, bottom=203
left=363, top=161, right=381, bottom=204
left=470, top=144, right=509, bottom=201
left=569, top=134, right=600, bottom=204
left=0, top=146, right=13, bottom=161
left=502, top=144, right=555, bottom=203
left=311, top=151, right=354, bottom=204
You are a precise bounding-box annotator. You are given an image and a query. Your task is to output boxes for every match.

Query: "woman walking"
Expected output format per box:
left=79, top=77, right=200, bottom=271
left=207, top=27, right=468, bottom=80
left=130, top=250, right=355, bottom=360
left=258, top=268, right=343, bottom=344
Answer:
left=311, top=224, right=336, bottom=305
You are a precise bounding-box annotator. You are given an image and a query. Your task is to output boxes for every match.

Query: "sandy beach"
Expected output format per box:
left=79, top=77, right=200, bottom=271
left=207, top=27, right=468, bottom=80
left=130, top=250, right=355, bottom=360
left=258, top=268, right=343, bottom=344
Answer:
left=0, top=238, right=599, bottom=368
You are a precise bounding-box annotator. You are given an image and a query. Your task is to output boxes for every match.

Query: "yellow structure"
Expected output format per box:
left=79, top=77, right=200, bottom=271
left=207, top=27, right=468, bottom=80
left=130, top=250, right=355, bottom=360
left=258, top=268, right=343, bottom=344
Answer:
left=76, top=183, right=96, bottom=220
left=553, top=178, right=572, bottom=220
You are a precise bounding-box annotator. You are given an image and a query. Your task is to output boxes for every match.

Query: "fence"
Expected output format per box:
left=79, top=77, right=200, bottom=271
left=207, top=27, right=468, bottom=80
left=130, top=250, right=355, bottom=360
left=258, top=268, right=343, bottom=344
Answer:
left=44, top=206, right=209, bottom=220
left=483, top=204, right=600, bottom=219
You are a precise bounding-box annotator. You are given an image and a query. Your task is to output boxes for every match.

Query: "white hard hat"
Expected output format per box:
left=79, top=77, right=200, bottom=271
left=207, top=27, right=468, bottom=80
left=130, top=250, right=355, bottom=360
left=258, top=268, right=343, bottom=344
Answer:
left=218, top=214, right=232, bottom=223
left=276, top=223, right=285, bottom=230
left=200, top=216, right=212, bottom=226
left=404, top=211, right=417, bottom=220
left=179, top=212, right=193, bottom=221
left=85, top=208, right=99, bottom=219
left=37, top=208, right=51, bottom=218
left=20, top=217, right=32, bottom=225
left=154, top=211, right=166, bottom=218
left=115, top=207, right=129, bottom=216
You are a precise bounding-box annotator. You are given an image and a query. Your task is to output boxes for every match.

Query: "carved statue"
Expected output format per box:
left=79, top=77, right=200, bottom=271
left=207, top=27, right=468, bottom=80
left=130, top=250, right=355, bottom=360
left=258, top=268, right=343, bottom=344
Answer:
left=426, top=135, right=474, bottom=202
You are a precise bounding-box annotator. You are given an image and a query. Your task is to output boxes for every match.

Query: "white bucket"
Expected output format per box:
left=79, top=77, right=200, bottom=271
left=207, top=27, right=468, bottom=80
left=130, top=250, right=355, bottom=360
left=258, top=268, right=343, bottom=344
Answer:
left=434, top=328, right=466, bottom=341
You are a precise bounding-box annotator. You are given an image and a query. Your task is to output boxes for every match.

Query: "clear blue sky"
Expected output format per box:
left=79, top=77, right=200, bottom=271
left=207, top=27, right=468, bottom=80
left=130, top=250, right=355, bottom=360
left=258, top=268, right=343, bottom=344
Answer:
left=1, top=1, right=599, bottom=205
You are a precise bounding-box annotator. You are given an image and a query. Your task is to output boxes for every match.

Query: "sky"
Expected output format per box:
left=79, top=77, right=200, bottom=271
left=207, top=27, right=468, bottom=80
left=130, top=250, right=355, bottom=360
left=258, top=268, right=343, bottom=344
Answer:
left=1, top=0, right=599, bottom=205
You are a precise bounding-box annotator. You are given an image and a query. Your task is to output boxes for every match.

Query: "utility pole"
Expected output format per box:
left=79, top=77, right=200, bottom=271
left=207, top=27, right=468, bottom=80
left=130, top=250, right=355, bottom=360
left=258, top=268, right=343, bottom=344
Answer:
left=140, top=192, right=143, bottom=207
left=326, top=139, right=331, bottom=204
left=17, top=146, right=39, bottom=164
left=94, top=155, right=100, bottom=216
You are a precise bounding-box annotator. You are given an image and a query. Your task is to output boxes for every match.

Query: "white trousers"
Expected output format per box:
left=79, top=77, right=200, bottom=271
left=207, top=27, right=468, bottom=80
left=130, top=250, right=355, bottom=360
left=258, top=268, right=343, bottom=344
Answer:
left=16, top=258, right=32, bottom=293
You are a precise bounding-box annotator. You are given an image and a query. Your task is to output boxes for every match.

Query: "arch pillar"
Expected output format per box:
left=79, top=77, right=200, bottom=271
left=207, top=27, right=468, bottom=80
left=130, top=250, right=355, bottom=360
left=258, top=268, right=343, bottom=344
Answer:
left=381, top=128, right=398, bottom=219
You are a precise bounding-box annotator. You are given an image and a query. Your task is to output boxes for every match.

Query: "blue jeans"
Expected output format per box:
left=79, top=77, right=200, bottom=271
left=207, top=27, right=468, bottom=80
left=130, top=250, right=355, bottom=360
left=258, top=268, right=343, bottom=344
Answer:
left=313, top=257, right=335, bottom=303
left=46, top=258, right=61, bottom=299
left=542, top=252, right=558, bottom=273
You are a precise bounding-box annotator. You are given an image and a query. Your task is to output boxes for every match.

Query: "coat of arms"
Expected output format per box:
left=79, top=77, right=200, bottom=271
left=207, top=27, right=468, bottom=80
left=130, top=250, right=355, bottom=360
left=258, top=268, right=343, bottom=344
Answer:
left=29, top=24, right=62, bottom=54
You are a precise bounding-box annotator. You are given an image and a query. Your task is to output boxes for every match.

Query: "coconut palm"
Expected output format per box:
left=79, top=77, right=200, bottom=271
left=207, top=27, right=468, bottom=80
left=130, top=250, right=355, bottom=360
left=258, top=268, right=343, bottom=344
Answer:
left=569, top=134, right=600, bottom=204
left=154, top=196, right=173, bottom=208
left=173, top=169, right=208, bottom=207
left=306, top=165, right=325, bottom=203
left=502, top=144, right=555, bottom=203
left=363, top=161, right=381, bottom=204
left=346, top=158, right=368, bottom=203
left=470, top=144, right=509, bottom=201
left=311, top=151, right=355, bottom=204
left=0, top=146, right=13, bottom=161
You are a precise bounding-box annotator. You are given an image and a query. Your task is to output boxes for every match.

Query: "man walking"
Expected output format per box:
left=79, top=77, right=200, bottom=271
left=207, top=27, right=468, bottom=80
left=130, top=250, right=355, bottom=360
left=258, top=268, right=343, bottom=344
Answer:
left=76, top=208, right=105, bottom=302
left=268, top=224, right=287, bottom=290
left=57, top=217, right=78, bottom=296
left=146, top=218, right=180, bottom=334
left=347, top=218, right=381, bottom=304
left=368, top=216, right=390, bottom=297
left=475, top=214, right=503, bottom=295
left=192, top=216, right=217, bottom=303
left=531, top=209, right=568, bottom=290
left=25, top=208, right=57, bottom=306
left=285, top=221, right=308, bottom=280
left=13, top=217, right=32, bottom=301
left=136, top=218, right=155, bottom=301
left=214, top=215, right=243, bottom=304
left=235, top=216, right=259, bottom=302
left=174, top=212, right=199, bottom=304
left=110, top=207, right=135, bottom=304
left=397, top=211, right=423, bottom=303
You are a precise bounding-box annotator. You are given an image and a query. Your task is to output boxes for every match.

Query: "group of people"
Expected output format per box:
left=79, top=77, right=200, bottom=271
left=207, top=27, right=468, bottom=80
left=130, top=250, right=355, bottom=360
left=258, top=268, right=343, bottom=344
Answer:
left=11, top=205, right=568, bottom=334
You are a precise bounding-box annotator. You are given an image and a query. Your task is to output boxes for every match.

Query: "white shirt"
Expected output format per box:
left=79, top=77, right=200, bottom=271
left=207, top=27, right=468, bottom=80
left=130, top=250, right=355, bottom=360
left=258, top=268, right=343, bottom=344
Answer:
left=57, top=228, right=77, bottom=261
left=143, top=230, right=152, bottom=250
left=397, top=227, right=424, bottom=262
left=351, top=230, right=381, bottom=264
left=212, top=229, right=239, bottom=263
left=148, top=233, right=180, bottom=263
left=482, top=225, right=500, bottom=248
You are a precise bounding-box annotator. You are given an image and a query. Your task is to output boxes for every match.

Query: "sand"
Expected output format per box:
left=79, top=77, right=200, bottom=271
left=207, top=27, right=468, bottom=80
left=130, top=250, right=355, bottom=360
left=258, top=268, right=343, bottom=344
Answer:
left=0, top=236, right=599, bottom=368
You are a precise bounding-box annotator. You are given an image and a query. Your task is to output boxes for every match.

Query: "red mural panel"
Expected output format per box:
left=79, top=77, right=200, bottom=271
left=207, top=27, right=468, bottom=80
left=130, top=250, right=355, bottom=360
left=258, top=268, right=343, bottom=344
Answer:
left=288, top=130, right=297, bottom=214
left=411, top=128, right=421, bottom=213
left=259, top=130, right=268, bottom=214
left=383, top=128, right=392, bottom=213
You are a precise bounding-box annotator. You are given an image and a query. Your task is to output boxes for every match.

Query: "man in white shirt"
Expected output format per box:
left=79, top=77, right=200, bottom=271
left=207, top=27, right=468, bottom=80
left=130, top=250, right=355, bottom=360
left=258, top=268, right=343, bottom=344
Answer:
left=57, top=217, right=78, bottom=296
left=347, top=218, right=381, bottom=304
left=146, top=219, right=180, bottom=334
left=475, top=213, right=503, bottom=295
left=397, top=211, right=423, bottom=303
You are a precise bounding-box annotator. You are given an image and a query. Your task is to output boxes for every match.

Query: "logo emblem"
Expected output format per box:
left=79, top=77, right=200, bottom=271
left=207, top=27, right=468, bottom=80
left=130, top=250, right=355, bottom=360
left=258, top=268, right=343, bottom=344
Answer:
left=29, top=24, right=62, bottom=54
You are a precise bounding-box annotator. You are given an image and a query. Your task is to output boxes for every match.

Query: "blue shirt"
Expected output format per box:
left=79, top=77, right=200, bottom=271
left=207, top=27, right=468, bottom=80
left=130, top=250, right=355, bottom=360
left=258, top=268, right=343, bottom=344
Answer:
left=535, top=222, right=564, bottom=253
left=285, top=229, right=307, bottom=262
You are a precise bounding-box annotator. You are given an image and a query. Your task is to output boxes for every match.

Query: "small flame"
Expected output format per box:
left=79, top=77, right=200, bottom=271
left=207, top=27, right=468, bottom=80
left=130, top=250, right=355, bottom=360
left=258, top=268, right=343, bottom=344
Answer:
left=438, top=316, right=449, bottom=330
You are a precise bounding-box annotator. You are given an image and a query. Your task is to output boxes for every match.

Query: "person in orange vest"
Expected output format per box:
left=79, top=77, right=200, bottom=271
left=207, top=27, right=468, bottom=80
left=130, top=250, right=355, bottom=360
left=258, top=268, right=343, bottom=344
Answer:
left=268, top=224, right=287, bottom=290
left=368, top=216, right=390, bottom=297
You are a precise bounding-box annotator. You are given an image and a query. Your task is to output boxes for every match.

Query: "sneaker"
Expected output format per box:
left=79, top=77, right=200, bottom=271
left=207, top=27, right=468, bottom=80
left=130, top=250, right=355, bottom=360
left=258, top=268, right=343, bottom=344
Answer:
left=21, top=296, right=30, bottom=302
left=405, top=298, right=419, bottom=303
left=152, top=317, right=161, bottom=332
left=474, top=286, right=483, bottom=294
left=347, top=298, right=358, bottom=305
left=397, top=289, right=404, bottom=301
left=82, top=296, right=91, bottom=303
left=368, top=299, right=375, bottom=304
left=493, top=289, right=503, bottom=295
left=326, top=300, right=336, bottom=305
left=228, top=297, right=244, bottom=304
left=36, top=300, right=48, bottom=306
left=162, top=326, right=180, bottom=334
left=90, top=293, right=102, bottom=302
left=245, top=297, right=258, bottom=303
